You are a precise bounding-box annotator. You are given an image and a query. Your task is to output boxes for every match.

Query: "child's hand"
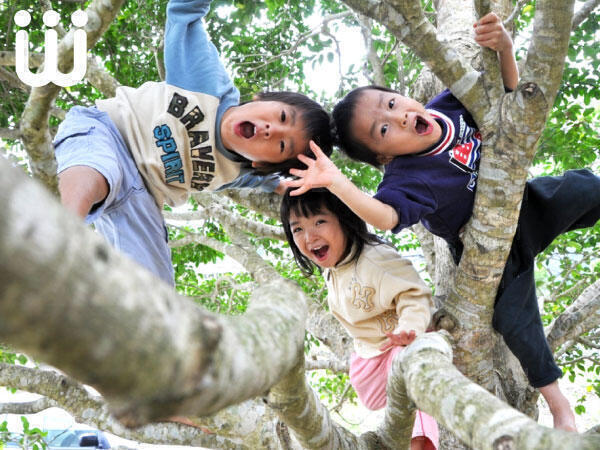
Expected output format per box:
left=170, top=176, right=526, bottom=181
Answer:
left=274, top=178, right=294, bottom=195
left=287, top=141, right=345, bottom=196
left=379, top=330, right=417, bottom=352
left=474, top=12, right=513, bottom=54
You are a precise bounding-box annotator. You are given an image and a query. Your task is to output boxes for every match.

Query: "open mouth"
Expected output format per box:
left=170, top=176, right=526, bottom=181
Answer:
left=414, top=115, right=431, bottom=135
left=238, top=121, right=256, bottom=139
left=311, top=245, right=329, bottom=261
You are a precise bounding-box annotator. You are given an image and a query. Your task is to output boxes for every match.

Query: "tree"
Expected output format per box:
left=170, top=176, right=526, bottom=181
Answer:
left=1, top=0, right=599, bottom=448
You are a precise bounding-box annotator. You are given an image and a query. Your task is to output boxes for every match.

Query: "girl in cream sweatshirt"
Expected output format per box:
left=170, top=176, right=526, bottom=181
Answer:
left=281, top=188, right=438, bottom=450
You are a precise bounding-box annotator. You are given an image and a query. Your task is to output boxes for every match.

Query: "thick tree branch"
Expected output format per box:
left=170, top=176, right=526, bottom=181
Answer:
left=0, top=66, right=29, bottom=92
left=0, top=363, right=271, bottom=448
left=546, top=278, right=600, bottom=352
left=178, top=194, right=285, bottom=241
left=572, top=0, right=600, bottom=29
left=205, top=190, right=281, bottom=219
left=398, top=333, right=600, bottom=449
left=449, top=0, right=575, bottom=388
left=0, top=396, right=57, bottom=415
left=378, top=353, right=414, bottom=448
left=0, top=157, right=306, bottom=427
left=0, top=51, right=44, bottom=67
left=304, top=358, right=349, bottom=373
left=342, top=0, right=486, bottom=120
left=267, top=362, right=371, bottom=449
left=85, top=56, right=121, bottom=98
left=306, top=301, right=353, bottom=363
left=522, top=0, right=575, bottom=103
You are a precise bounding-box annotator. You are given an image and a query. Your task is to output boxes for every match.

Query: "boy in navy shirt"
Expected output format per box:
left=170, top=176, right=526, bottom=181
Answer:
left=288, top=13, right=589, bottom=431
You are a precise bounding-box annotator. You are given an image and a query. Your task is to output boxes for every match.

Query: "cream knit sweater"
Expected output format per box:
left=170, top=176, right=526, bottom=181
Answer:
left=325, top=243, right=433, bottom=358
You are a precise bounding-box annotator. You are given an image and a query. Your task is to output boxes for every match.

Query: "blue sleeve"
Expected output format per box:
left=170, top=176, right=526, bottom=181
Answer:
left=215, top=170, right=281, bottom=193
left=165, top=0, right=239, bottom=110
left=374, top=175, right=437, bottom=234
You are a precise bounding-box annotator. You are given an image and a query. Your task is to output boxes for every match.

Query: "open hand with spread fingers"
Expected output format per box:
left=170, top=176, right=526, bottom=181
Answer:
left=378, top=330, right=417, bottom=352
left=287, top=141, right=345, bottom=196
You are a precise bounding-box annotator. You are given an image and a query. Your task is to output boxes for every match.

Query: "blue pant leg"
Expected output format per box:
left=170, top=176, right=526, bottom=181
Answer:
left=94, top=188, right=174, bottom=286
left=493, top=169, right=600, bottom=388
left=91, top=111, right=175, bottom=286
left=54, top=107, right=174, bottom=286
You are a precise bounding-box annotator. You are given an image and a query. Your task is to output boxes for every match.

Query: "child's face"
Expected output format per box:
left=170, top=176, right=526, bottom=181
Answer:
left=352, top=89, right=442, bottom=163
left=289, top=207, right=348, bottom=269
left=221, top=101, right=309, bottom=164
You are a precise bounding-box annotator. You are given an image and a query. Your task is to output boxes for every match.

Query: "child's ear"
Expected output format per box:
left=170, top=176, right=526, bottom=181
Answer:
left=251, top=161, right=266, bottom=168
left=376, top=155, right=394, bottom=165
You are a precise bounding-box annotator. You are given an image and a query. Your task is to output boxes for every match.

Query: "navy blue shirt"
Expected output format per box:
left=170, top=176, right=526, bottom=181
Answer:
left=374, top=89, right=482, bottom=245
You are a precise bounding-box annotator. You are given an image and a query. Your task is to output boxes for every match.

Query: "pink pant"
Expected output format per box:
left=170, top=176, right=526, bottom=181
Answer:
left=350, top=346, right=439, bottom=449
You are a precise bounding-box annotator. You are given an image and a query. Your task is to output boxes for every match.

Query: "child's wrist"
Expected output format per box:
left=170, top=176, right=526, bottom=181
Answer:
left=328, top=170, right=348, bottom=193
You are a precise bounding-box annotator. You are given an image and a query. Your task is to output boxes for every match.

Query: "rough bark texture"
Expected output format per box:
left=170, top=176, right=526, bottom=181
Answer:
left=0, top=363, right=268, bottom=449
left=340, top=1, right=585, bottom=447
left=2, top=0, right=598, bottom=448
left=0, top=156, right=306, bottom=427
left=267, top=363, right=363, bottom=449
left=398, top=333, right=600, bottom=450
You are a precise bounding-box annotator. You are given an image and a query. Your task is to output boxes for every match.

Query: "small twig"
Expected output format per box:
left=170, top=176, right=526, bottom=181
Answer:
left=505, top=0, right=530, bottom=26
left=557, top=354, right=600, bottom=367
left=304, top=358, right=349, bottom=373
left=577, top=336, right=600, bottom=349
left=332, top=382, right=353, bottom=413
left=572, top=0, right=600, bottom=29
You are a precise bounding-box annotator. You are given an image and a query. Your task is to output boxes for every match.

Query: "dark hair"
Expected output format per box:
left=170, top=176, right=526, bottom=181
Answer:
left=251, top=91, right=333, bottom=174
left=332, top=85, right=398, bottom=168
left=280, top=188, right=382, bottom=276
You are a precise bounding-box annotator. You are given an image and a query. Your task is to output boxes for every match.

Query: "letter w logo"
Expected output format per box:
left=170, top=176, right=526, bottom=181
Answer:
left=15, top=9, right=88, bottom=87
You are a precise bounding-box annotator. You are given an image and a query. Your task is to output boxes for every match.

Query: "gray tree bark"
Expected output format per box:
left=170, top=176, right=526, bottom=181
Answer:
left=0, top=156, right=307, bottom=427
left=3, top=0, right=600, bottom=449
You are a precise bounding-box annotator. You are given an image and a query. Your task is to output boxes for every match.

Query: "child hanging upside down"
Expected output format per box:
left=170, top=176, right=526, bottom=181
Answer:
left=54, top=0, right=332, bottom=284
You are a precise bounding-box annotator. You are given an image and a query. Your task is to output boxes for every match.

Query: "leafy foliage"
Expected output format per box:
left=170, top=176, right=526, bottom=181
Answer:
left=0, top=417, right=47, bottom=450
left=1, top=0, right=599, bottom=432
left=0, top=348, right=27, bottom=366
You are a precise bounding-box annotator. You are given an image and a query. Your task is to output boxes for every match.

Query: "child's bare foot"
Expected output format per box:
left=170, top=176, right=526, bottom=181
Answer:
left=552, top=411, right=577, bottom=432
left=539, top=381, right=578, bottom=432
left=549, top=401, right=577, bottom=432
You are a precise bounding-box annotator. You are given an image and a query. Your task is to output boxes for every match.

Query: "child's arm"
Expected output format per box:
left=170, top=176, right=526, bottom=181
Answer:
left=166, top=0, right=282, bottom=193
left=379, top=330, right=416, bottom=352
left=165, top=0, right=237, bottom=103
left=474, top=12, right=519, bottom=90
left=378, top=260, right=433, bottom=352
left=288, top=142, right=400, bottom=230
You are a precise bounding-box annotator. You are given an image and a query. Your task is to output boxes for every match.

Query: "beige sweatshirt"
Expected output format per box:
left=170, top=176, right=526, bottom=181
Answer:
left=325, top=243, right=433, bottom=359
left=96, top=82, right=242, bottom=207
